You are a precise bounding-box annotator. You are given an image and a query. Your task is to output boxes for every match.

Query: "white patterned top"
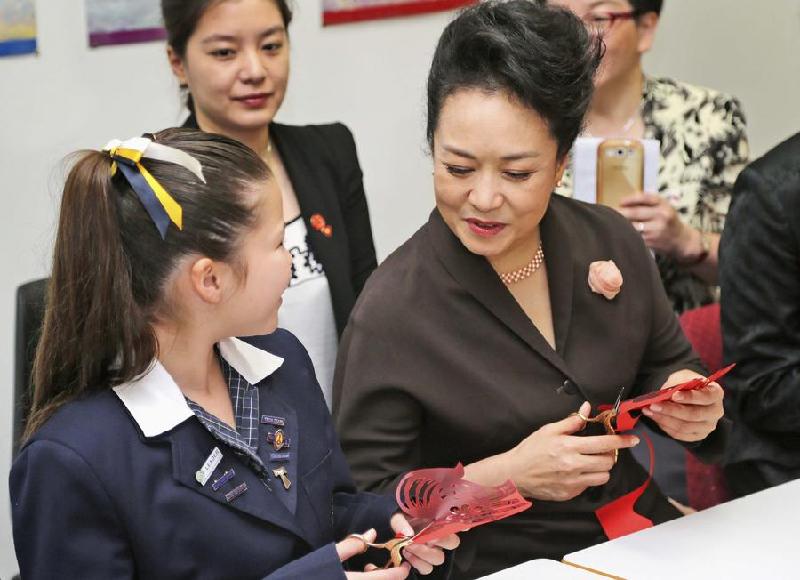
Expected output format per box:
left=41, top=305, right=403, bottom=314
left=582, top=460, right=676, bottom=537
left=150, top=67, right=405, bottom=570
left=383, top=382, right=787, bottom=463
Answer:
left=277, top=216, right=338, bottom=409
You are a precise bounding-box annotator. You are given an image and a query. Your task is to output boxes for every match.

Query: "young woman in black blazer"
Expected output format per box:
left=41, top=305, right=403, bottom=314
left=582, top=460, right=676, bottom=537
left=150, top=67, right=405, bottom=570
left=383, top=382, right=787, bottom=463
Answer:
left=163, top=0, right=377, bottom=408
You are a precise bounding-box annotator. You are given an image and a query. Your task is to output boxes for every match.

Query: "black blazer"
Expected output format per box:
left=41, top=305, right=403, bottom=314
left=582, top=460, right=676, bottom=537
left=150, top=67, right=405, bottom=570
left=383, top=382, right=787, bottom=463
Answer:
left=720, top=132, right=800, bottom=494
left=183, top=116, right=378, bottom=335
left=334, top=195, right=718, bottom=578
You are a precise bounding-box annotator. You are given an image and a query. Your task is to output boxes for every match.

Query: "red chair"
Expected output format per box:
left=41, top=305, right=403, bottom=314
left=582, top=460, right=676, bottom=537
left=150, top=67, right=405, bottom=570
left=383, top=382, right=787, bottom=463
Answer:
left=679, top=303, right=731, bottom=510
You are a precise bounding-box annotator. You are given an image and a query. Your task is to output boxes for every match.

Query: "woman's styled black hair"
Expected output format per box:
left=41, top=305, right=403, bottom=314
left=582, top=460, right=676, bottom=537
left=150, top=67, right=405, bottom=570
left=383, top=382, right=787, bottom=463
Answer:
left=162, top=0, right=293, bottom=59
left=426, top=0, right=603, bottom=159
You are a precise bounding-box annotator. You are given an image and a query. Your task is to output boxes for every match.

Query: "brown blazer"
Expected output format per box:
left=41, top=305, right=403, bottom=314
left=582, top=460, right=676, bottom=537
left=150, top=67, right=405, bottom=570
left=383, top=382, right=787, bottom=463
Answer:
left=333, top=195, right=721, bottom=578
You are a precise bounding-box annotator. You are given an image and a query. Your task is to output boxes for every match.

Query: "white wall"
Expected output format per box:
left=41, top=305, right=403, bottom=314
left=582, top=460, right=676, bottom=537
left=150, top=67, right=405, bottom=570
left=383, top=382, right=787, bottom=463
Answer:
left=644, top=0, right=800, bottom=157
left=1, top=0, right=799, bottom=575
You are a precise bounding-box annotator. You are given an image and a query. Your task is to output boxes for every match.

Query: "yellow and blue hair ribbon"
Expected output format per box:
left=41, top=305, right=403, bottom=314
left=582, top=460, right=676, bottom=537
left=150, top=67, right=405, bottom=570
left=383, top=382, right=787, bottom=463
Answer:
left=103, top=137, right=205, bottom=239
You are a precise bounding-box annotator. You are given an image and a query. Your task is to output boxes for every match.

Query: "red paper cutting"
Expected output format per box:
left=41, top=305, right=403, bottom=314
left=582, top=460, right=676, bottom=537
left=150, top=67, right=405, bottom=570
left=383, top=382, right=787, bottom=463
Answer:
left=591, top=365, right=733, bottom=539
left=600, top=364, right=735, bottom=432
left=595, top=435, right=655, bottom=539
left=395, top=463, right=531, bottom=545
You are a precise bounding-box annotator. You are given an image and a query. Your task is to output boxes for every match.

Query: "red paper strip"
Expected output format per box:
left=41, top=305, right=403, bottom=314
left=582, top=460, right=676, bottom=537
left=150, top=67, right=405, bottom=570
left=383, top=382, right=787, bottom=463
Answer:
left=593, top=365, right=733, bottom=539
left=395, top=463, right=531, bottom=545
left=594, top=435, right=655, bottom=539
left=601, top=364, right=735, bottom=432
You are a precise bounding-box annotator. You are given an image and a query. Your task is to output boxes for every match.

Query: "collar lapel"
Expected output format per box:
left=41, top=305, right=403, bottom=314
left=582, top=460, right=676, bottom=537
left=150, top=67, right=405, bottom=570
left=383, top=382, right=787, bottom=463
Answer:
left=113, top=339, right=283, bottom=437
left=429, top=207, right=577, bottom=382
left=167, top=418, right=311, bottom=544
left=271, top=123, right=330, bottom=229
left=113, top=362, right=193, bottom=437
left=540, top=198, right=575, bottom=356
left=271, top=124, right=350, bottom=334
left=255, top=388, right=300, bottom=516
left=219, top=337, right=283, bottom=384
left=115, top=340, right=311, bottom=543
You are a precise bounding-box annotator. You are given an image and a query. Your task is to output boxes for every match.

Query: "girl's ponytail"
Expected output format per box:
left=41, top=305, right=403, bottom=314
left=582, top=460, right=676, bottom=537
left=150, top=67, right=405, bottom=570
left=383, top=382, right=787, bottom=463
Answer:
left=25, top=151, right=155, bottom=438
left=24, top=129, right=269, bottom=440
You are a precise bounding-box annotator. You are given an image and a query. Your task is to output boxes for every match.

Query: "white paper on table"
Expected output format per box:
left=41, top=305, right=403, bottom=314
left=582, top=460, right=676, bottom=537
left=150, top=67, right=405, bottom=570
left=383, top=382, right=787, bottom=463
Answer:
left=571, top=137, right=660, bottom=204
left=562, top=479, right=800, bottom=580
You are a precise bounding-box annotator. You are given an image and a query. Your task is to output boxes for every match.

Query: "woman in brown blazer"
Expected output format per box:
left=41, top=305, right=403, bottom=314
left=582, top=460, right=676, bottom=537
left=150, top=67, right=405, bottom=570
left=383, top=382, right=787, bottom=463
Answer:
left=333, top=2, right=726, bottom=578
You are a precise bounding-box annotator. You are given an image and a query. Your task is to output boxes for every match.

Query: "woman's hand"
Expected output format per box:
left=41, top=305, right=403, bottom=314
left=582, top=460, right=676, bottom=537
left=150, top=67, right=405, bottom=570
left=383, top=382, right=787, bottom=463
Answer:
left=642, top=369, right=725, bottom=442
left=508, top=402, right=639, bottom=501
left=337, top=529, right=411, bottom=579
left=389, top=513, right=460, bottom=576
left=618, top=192, right=694, bottom=258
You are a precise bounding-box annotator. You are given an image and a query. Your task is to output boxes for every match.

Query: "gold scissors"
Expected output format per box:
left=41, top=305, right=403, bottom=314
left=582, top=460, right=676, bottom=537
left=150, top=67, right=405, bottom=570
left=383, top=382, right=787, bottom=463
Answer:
left=346, top=533, right=414, bottom=568
left=575, top=386, right=625, bottom=462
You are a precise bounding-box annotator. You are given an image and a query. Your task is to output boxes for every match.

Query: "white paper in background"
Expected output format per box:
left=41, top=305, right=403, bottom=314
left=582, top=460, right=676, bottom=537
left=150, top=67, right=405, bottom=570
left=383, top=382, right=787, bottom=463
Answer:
left=571, top=137, right=660, bottom=204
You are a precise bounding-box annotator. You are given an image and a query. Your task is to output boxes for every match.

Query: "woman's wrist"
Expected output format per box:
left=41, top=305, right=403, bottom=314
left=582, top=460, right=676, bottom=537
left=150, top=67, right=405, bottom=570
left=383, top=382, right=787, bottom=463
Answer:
left=463, top=447, right=520, bottom=490
left=674, top=226, right=709, bottom=266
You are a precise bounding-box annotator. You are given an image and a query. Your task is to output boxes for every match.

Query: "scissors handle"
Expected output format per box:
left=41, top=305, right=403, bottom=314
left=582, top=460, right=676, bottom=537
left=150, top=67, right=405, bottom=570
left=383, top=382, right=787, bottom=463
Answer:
left=574, top=409, right=620, bottom=463
left=346, top=534, right=414, bottom=568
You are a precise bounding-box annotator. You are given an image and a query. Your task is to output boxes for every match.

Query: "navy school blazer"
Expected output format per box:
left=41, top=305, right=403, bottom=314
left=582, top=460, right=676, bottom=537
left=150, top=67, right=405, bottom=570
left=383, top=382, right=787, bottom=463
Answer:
left=10, top=330, right=398, bottom=579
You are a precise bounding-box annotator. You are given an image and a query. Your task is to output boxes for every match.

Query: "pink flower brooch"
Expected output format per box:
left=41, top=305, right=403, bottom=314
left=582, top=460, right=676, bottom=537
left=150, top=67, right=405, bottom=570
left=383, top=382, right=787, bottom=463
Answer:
left=588, top=260, right=623, bottom=300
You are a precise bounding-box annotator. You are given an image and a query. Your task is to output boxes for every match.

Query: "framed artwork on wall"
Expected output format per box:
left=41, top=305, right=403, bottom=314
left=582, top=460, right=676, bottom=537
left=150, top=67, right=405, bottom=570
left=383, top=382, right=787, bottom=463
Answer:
left=0, top=0, right=36, bottom=57
left=323, top=0, right=475, bottom=26
left=86, top=0, right=165, bottom=47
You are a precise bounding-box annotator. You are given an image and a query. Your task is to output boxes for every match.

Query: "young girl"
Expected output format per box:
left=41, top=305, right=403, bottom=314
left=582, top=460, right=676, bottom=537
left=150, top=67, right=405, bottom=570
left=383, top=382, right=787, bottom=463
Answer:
left=10, top=129, right=456, bottom=579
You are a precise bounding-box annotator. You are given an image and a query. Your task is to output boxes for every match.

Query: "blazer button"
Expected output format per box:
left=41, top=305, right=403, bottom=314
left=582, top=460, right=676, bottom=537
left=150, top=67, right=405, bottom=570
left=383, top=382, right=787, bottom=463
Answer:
left=557, top=379, right=578, bottom=396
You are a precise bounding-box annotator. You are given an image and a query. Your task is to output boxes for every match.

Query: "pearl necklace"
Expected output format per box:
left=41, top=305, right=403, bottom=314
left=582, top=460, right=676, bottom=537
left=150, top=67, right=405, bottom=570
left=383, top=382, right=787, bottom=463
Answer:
left=498, top=242, right=545, bottom=286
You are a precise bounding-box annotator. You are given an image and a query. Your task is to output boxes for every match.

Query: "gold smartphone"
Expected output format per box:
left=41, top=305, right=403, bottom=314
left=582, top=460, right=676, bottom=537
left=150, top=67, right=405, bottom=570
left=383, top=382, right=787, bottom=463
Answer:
left=596, top=139, right=644, bottom=209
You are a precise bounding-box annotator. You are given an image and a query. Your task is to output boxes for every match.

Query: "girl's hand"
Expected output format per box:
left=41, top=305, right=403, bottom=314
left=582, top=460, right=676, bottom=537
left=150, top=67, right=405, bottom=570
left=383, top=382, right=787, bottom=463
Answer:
left=337, top=529, right=410, bottom=579
left=389, top=513, right=460, bottom=575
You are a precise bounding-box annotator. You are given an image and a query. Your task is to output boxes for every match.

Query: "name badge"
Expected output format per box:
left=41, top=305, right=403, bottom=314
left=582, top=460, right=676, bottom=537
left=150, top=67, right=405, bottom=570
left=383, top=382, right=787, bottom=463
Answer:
left=195, top=447, right=223, bottom=486
left=260, top=415, right=286, bottom=427
left=212, top=468, right=236, bottom=492
left=225, top=482, right=248, bottom=503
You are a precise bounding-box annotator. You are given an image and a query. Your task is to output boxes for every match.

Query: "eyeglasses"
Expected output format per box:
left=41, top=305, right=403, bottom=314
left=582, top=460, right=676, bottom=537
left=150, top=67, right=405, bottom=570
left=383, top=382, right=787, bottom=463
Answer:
left=582, top=10, right=638, bottom=34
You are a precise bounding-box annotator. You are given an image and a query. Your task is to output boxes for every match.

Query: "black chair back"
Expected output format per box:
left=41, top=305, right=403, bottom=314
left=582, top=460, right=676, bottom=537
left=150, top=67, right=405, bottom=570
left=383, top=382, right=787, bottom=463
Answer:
left=14, top=278, right=47, bottom=456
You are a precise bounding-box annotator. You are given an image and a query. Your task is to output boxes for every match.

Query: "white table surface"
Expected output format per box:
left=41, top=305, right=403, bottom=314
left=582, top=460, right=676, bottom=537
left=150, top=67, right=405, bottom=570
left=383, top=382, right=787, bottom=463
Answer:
left=562, top=479, right=800, bottom=579
left=479, top=558, right=601, bottom=579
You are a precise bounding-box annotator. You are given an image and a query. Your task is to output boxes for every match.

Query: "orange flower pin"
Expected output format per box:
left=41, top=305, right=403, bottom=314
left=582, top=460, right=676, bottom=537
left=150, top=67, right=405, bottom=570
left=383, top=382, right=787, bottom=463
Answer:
left=310, top=213, right=332, bottom=238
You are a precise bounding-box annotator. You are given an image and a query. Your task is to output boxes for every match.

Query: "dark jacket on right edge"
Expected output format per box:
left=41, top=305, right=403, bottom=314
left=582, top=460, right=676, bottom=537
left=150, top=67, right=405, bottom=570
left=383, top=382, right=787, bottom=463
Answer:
left=720, top=132, right=800, bottom=496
